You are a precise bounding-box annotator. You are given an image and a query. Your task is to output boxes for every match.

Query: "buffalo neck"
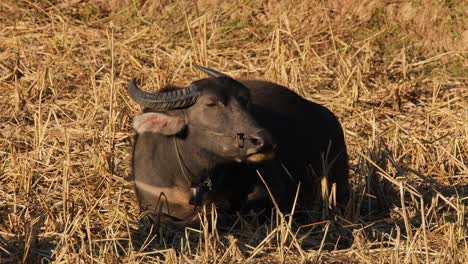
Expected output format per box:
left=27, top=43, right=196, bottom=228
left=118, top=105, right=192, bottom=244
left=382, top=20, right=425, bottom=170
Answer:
left=171, top=135, right=227, bottom=188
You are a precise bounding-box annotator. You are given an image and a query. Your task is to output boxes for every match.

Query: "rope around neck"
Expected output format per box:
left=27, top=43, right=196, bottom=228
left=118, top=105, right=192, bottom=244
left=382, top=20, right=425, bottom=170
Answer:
left=173, top=136, right=191, bottom=185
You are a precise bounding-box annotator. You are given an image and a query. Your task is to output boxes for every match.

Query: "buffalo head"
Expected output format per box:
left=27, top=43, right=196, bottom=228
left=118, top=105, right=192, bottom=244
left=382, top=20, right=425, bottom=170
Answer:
left=129, top=65, right=275, bottom=163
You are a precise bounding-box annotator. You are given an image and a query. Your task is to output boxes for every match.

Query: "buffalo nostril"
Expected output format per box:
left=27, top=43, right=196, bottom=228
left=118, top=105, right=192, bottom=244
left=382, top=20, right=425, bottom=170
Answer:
left=249, top=129, right=275, bottom=152
left=250, top=136, right=264, bottom=148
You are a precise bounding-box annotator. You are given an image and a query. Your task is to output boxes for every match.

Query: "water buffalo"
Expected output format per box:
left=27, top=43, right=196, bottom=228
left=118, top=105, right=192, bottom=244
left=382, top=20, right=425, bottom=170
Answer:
left=129, top=66, right=349, bottom=225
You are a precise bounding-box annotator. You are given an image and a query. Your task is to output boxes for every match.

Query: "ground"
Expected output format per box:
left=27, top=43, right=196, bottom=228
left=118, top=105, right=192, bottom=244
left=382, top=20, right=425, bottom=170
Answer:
left=0, top=0, right=467, bottom=263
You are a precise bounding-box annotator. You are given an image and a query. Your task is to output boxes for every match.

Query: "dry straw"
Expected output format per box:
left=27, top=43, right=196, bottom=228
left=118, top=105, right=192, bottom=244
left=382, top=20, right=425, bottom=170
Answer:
left=0, top=0, right=466, bottom=263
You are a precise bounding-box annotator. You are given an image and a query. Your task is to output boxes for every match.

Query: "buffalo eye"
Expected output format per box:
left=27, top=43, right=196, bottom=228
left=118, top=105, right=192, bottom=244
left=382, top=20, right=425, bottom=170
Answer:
left=205, top=96, right=220, bottom=107
left=205, top=101, right=217, bottom=107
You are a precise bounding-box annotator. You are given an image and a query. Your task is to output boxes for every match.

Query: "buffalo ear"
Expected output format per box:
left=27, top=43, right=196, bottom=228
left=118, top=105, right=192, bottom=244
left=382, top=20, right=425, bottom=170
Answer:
left=133, top=112, right=186, bottom=136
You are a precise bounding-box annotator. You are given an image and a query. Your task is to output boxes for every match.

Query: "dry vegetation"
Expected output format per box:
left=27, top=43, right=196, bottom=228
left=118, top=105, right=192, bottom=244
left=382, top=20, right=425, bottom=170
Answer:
left=0, top=0, right=467, bottom=263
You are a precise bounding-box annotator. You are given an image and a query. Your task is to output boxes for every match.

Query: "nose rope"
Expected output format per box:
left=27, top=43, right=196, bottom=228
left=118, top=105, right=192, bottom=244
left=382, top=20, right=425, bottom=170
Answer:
left=189, top=125, right=262, bottom=149
left=236, top=133, right=245, bottom=148
left=205, top=130, right=246, bottom=149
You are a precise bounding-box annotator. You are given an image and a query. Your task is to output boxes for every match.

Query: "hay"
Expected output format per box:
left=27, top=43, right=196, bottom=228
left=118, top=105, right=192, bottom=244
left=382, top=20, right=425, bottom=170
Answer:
left=0, top=0, right=466, bottom=263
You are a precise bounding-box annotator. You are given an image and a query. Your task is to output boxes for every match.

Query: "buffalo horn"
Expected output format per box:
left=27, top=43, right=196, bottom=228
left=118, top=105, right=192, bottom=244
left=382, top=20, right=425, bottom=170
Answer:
left=128, top=78, right=200, bottom=111
left=194, top=65, right=227, bottom=78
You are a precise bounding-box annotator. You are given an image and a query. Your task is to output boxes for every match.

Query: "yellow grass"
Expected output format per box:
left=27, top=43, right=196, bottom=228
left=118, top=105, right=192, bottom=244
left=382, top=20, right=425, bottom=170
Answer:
left=0, top=0, right=467, bottom=263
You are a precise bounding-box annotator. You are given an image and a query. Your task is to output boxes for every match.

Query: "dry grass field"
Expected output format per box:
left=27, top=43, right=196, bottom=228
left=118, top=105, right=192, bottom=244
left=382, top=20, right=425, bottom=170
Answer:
left=0, top=0, right=467, bottom=263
